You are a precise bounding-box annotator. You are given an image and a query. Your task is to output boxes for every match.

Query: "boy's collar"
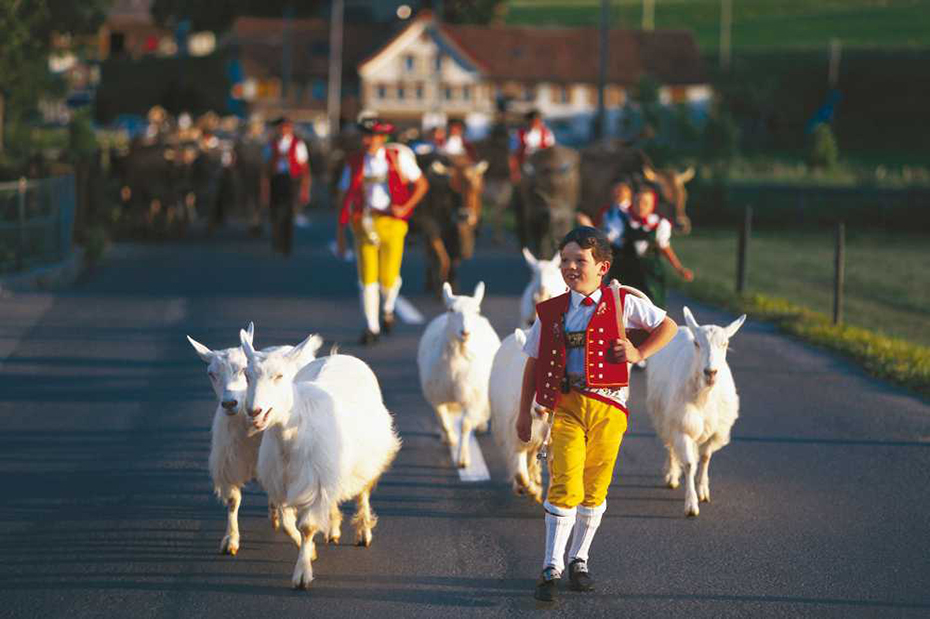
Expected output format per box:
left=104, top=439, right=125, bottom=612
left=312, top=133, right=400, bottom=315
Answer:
left=569, top=287, right=603, bottom=309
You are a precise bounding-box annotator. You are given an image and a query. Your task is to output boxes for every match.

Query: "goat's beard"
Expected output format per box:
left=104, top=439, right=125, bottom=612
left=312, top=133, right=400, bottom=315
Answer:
left=457, top=339, right=476, bottom=361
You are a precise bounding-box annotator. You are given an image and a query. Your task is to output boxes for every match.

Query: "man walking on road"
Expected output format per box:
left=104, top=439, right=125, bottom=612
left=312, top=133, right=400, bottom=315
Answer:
left=336, top=117, right=429, bottom=345
left=263, top=117, right=310, bottom=257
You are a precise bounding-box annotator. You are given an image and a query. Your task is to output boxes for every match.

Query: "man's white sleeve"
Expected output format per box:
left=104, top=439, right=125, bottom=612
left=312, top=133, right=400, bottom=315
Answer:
left=624, top=295, right=667, bottom=331
left=398, top=148, right=423, bottom=181
left=295, top=140, right=309, bottom=165
left=522, top=318, right=542, bottom=358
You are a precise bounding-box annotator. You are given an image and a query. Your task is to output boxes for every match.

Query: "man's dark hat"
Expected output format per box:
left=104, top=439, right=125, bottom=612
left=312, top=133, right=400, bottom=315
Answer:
left=272, top=116, right=292, bottom=126
left=358, top=117, right=394, bottom=135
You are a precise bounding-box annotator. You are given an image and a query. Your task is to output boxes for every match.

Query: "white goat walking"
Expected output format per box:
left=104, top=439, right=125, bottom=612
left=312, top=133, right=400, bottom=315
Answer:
left=489, top=329, right=549, bottom=502
left=519, top=248, right=566, bottom=327
left=241, top=333, right=401, bottom=589
left=418, top=282, right=501, bottom=468
left=187, top=323, right=319, bottom=555
left=646, top=307, right=746, bottom=517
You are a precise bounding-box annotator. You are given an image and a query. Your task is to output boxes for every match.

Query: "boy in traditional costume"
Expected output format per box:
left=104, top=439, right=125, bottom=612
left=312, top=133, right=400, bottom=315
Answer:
left=516, top=227, right=678, bottom=602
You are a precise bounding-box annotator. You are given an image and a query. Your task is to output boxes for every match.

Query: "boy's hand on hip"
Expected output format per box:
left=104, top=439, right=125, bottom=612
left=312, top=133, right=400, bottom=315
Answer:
left=609, top=338, right=642, bottom=364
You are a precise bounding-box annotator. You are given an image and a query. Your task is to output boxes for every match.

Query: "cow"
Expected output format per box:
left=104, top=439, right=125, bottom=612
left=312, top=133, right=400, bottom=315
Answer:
left=579, top=140, right=695, bottom=233
left=518, top=144, right=580, bottom=258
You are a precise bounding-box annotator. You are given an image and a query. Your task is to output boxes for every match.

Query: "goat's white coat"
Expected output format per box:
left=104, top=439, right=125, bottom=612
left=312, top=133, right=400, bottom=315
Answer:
left=519, top=248, right=566, bottom=327
left=645, top=307, right=746, bottom=517
left=242, top=335, right=401, bottom=589
left=417, top=282, right=501, bottom=468
left=187, top=324, right=316, bottom=555
left=489, top=329, right=549, bottom=502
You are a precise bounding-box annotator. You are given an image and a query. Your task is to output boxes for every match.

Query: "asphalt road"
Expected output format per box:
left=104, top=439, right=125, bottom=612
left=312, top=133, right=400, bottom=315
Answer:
left=1, top=215, right=929, bottom=618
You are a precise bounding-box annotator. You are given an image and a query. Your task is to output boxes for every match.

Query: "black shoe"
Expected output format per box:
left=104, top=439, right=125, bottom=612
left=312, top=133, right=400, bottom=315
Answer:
left=382, top=313, right=395, bottom=335
left=568, top=559, right=595, bottom=592
left=534, top=566, right=560, bottom=602
left=358, top=330, right=380, bottom=346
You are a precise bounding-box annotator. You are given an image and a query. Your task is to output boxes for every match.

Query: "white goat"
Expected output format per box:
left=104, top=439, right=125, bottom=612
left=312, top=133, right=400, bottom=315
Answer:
left=417, top=282, right=501, bottom=468
left=519, top=248, right=566, bottom=327
left=489, top=329, right=549, bottom=502
left=187, top=323, right=319, bottom=555
left=241, top=333, right=401, bottom=589
left=646, top=306, right=746, bottom=517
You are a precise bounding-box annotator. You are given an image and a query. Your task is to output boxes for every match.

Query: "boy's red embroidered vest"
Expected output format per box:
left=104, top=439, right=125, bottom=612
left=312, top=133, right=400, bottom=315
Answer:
left=534, top=285, right=629, bottom=409
left=338, top=147, right=414, bottom=227
left=269, top=135, right=308, bottom=179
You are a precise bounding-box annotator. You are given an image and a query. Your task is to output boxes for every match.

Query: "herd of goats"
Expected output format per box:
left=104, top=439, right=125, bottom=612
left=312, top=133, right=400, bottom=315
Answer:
left=187, top=261, right=746, bottom=589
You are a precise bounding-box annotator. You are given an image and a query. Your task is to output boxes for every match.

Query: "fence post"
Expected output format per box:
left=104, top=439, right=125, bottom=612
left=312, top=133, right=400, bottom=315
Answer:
left=736, top=205, right=752, bottom=293
left=833, top=221, right=845, bottom=325
left=16, top=177, right=26, bottom=271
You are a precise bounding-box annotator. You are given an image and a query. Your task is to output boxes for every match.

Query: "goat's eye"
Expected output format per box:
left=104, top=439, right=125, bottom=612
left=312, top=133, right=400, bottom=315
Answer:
left=274, top=374, right=284, bottom=381
left=208, top=371, right=217, bottom=379
left=693, top=340, right=700, bottom=348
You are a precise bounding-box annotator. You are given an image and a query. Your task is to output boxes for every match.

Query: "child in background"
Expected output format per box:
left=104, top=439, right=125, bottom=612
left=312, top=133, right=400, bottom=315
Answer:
left=616, top=188, right=693, bottom=309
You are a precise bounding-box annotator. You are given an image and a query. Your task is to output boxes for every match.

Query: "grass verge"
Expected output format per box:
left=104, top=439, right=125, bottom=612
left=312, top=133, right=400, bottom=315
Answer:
left=670, top=263, right=930, bottom=399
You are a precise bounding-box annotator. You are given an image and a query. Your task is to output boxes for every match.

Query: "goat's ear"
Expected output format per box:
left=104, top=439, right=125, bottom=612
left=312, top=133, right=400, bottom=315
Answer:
left=186, top=336, right=214, bottom=362
left=472, top=281, right=485, bottom=306
left=243, top=322, right=255, bottom=346
left=682, top=306, right=700, bottom=332
left=240, top=329, right=257, bottom=363
left=551, top=251, right=561, bottom=266
left=442, top=282, right=455, bottom=306
left=288, top=333, right=324, bottom=368
left=514, top=328, right=527, bottom=347
left=725, top=314, right=746, bottom=338
left=522, top=247, right=537, bottom=269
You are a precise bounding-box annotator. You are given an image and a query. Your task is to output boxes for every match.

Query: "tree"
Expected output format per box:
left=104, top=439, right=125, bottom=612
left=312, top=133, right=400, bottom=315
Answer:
left=150, top=0, right=326, bottom=33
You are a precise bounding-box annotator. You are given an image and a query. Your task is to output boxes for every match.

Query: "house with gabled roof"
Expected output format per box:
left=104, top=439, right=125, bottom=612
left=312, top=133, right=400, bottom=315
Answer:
left=357, top=11, right=710, bottom=141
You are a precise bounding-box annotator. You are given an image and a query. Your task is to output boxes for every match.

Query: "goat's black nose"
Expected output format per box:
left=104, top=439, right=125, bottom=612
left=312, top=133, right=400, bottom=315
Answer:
left=704, top=369, right=718, bottom=379
left=221, top=399, right=237, bottom=410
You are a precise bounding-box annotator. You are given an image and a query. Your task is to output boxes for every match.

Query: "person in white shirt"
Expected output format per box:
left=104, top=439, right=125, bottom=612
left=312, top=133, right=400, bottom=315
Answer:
left=336, top=117, right=429, bottom=344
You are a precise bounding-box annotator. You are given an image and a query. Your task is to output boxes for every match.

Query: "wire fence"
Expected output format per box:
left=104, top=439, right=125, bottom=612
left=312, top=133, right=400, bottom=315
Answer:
left=0, top=175, right=76, bottom=275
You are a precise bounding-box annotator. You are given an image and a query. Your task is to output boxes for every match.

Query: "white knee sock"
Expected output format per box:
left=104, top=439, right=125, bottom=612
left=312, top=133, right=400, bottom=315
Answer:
left=543, top=501, right=576, bottom=574
left=381, top=278, right=402, bottom=315
left=360, top=283, right=380, bottom=333
left=567, top=501, right=606, bottom=565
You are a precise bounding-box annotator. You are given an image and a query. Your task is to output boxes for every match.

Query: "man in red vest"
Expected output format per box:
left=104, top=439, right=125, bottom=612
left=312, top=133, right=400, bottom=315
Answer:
left=509, top=110, right=556, bottom=247
left=262, top=117, right=310, bottom=256
left=515, top=226, right=677, bottom=602
left=336, top=117, right=429, bottom=344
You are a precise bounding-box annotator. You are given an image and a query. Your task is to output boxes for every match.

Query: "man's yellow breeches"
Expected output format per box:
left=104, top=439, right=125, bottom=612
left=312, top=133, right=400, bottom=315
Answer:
left=547, top=390, right=628, bottom=509
left=353, top=215, right=408, bottom=288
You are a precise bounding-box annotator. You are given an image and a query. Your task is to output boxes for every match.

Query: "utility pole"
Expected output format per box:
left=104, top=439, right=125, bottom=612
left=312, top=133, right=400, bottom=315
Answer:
left=643, top=0, right=655, bottom=31
left=282, top=4, right=293, bottom=104
left=594, top=0, right=609, bottom=140
left=432, top=0, right=445, bottom=123
left=828, top=38, right=842, bottom=88
left=719, top=0, right=732, bottom=71
left=327, top=0, right=344, bottom=140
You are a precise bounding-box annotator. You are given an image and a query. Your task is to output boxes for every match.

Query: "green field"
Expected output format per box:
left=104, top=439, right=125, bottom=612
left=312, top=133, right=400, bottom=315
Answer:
left=506, top=0, right=930, bottom=50
left=670, top=228, right=930, bottom=347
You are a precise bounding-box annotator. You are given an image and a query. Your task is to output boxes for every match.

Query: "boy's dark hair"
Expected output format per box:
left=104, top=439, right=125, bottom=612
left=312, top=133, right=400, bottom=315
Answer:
left=558, top=226, right=613, bottom=263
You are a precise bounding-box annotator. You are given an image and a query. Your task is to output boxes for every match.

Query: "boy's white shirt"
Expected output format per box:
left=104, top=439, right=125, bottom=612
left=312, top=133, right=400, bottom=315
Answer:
left=522, top=289, right=666, bottom=408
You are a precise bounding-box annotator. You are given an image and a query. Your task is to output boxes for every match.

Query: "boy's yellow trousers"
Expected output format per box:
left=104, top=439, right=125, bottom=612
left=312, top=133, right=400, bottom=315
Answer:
left=547, top=389, right=628, bottom=509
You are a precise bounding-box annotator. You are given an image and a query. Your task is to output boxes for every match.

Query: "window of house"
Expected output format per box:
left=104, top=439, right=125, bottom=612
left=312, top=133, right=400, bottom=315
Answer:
left=551, top=85, right=571, bottom=104
left=415, top=83, right=424, bottom=100
left=524, top=84, right=537, bottom=102
left=606, top=86, right=626, bottom=107
left=435, top=55, right=443, bottom=72
left=445, top=85, right=454, bottom=100
left=462, top=85, right=472, bottom=101
left=377, top=84, right=387, bottom=99
left=397, top=84, right=406, bottom=100
left=404, top=55, right=415, bottom=72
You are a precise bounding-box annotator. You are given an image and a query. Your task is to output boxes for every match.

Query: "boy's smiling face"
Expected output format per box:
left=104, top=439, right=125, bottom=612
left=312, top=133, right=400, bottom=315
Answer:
left=559, top=242, right=610, bottom=296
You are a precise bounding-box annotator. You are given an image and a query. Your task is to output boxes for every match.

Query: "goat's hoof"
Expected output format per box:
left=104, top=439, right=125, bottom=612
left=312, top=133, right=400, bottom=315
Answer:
left=685, top=507, right=700, bottom=518
left=356, top=531, right=373, bottom=547
left=220, top=536, right=239, bottom=556
left=667, top=480, right=680, bottom=490
left=292, top=575, right=313, bottom=590
left=327, top=536, right=340, bottom=545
